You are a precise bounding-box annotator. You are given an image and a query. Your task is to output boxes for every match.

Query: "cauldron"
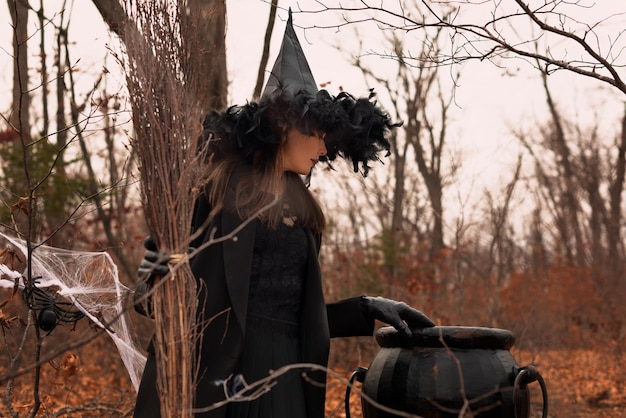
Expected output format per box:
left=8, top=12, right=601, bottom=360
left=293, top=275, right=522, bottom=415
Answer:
left=345, top=326, right=548, bottom=418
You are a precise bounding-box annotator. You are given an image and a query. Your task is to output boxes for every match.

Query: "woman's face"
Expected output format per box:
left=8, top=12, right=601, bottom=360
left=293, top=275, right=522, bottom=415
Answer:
left=281, top=129, right=327, bottom=175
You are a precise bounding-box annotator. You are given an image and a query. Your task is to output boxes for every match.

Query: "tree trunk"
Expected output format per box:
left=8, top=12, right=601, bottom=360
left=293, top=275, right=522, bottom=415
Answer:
left=607, top=105, right=626, bottom=280
left=92, top=0, right=228, bottom=111
left=181, top=0, right=228, bottom=110
left=8, top=0, right=30, bottom=137
left=252, top=0, right=279, bottom=100
left=541, top=70, right=585, bottom=266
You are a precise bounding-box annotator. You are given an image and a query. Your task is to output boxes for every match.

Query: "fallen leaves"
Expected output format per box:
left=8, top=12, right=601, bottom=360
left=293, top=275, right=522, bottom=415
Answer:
left=51, top=352, right=80, bottom=388
left=1, top=310, right=625, bottom=417
left=0, top=319, right=136, bottom=417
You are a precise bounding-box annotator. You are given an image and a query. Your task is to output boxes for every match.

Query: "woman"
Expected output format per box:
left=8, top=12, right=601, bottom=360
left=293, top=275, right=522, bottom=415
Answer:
left=133, top=10, right=434, bottom=418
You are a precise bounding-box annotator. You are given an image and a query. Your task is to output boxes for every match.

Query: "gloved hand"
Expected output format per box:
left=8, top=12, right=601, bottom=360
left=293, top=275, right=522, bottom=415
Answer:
left=361, top=296, right=435, bottom=338
left=134, top=236, right=195, bottom=317
left=134, top=236, right=169, bottom=317
left=137, top=236, right=170, bottom=282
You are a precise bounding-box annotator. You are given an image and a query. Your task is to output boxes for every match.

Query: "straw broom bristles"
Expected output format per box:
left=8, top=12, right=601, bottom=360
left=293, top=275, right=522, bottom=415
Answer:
left=121, top=1, right=207, bottom=416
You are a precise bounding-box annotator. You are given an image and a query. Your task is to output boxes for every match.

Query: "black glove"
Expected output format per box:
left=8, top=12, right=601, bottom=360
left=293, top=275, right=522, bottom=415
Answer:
left=134, top=236, right=195, bottom=317
left=137, top=236, right=171, bottom=282
left=361, top=296, right=435, bottom=338
left=134, top=236, right=169, bottom=317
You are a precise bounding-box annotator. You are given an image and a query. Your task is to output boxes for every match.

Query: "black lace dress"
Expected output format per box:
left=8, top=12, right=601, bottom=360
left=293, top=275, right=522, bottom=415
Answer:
left=226, top=211, right=309, bottom=418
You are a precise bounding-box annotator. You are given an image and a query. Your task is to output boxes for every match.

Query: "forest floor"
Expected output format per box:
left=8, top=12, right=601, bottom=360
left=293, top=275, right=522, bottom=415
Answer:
left=1, top=330, right=625, bottom=417
left=332, top=347, right=626, bottom=418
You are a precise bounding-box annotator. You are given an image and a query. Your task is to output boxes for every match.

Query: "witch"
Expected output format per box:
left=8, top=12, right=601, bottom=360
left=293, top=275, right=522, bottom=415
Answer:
left=133, top=10, right=435, bottom=418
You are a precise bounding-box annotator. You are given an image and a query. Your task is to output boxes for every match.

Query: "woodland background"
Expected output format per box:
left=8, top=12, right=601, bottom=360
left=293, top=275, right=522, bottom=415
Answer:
left=1, top=0, right=626, bottom=417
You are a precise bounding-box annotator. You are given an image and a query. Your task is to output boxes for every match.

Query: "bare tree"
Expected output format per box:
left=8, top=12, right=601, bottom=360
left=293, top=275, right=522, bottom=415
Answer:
left=354, top=28, right=454, bottom=258
left=252, top=0, right=280, bottom=100
left=479, top=156, right=524, bottom=323
left=505, top=71, right=626, bottom=356
left=306, top=0, right=626, bottom=311
left=517, top=67, right=626, bottom=274
left=298, top=1, right=626, bottom=94
left=536, top=68, right=586, bottom=267
left=7, top=0, right=30, bottom=136
left=2, top=1, right=139, bottom=275
left=323, top=14, right=459, bottom=302
left=0, top=2, right=151, bottom=416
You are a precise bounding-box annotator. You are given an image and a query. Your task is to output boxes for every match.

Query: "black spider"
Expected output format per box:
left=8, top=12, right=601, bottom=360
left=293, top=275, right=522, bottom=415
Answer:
left=22, top=277, right=85, bottom=332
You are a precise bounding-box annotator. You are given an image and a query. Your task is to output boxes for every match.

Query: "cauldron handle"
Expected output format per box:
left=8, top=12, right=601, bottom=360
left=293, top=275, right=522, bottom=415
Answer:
left=345, top=366, right=367, bottom=418
left=514, top=364, right=549, bottom=418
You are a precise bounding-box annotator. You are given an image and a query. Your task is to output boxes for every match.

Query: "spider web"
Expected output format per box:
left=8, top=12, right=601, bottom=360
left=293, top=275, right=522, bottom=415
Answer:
left=0, top=232, right=147, bottom=391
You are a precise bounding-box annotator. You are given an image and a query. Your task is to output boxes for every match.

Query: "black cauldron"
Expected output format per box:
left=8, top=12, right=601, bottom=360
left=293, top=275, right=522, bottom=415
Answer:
left=346, top=326, right=548, bottom=418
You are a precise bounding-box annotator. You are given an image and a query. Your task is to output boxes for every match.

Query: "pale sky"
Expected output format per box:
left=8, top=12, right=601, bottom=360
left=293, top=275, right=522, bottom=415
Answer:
left=223, top=1, right=626, bottom=198
left=1, top=0, right=625, bottom=210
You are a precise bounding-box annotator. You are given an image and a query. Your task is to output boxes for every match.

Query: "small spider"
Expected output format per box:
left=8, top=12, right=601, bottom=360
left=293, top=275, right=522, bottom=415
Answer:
left=22, top=277, right=85, bottom=332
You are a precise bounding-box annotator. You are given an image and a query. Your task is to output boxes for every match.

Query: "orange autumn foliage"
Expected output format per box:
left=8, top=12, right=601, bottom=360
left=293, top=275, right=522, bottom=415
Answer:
left=2, top=245, right=626, bottom=417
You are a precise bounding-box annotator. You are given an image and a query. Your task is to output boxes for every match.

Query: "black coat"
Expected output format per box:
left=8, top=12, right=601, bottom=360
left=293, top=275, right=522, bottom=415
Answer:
left=134, top=192, right=374, bottom=418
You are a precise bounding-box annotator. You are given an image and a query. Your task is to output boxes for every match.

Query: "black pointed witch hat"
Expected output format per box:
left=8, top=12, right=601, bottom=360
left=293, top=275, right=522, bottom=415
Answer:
left=261, top=9, right=318, bottom=99
left=200, top=8, right=400, bottom=176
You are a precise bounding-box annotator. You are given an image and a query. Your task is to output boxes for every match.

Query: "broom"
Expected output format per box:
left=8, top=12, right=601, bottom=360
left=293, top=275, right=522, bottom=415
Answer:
left=121, top=1, right=207, bottom=416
